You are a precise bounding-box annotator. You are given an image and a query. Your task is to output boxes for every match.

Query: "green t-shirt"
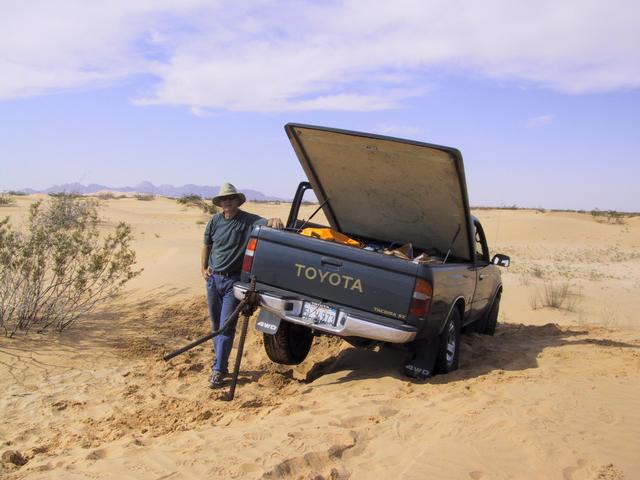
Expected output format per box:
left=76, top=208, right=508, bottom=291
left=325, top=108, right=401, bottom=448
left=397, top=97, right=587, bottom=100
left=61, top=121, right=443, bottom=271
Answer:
left=203, top=211, right=267, bottom=273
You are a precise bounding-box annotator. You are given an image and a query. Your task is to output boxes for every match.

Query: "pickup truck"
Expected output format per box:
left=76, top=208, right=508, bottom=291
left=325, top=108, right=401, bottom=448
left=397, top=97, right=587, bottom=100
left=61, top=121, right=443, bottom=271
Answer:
left=234, top=124, right=510, bottom=379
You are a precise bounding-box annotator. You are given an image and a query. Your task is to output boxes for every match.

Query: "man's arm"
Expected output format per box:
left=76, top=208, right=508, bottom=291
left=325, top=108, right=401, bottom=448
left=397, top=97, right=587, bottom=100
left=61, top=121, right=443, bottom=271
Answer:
left=201, top=244, right=212, bottom=280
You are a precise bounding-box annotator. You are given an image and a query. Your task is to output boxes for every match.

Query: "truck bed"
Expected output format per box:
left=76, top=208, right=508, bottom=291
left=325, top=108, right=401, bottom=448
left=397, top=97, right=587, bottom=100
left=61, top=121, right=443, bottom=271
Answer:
left=243, top=227, right=420, bottom=323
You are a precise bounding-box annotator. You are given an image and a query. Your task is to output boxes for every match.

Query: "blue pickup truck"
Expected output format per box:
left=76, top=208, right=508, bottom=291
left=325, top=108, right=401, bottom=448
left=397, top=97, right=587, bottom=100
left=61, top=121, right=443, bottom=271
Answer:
left=234, top=124, right=510, bottom=379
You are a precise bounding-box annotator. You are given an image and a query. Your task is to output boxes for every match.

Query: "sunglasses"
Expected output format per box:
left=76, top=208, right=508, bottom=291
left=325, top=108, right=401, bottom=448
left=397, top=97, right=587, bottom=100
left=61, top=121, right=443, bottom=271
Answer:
left=218, top=195, right=239, bottom=202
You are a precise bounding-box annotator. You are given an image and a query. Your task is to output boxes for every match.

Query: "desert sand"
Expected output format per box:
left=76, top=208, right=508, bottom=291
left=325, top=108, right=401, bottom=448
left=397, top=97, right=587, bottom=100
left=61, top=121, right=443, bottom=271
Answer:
left=1, top=196, right=639, bottom=479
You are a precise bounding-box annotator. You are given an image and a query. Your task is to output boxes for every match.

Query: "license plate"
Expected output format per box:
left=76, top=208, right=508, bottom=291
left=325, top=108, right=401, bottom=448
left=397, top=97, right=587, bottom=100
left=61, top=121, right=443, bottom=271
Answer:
left=302, top=302, right=337, bottom=327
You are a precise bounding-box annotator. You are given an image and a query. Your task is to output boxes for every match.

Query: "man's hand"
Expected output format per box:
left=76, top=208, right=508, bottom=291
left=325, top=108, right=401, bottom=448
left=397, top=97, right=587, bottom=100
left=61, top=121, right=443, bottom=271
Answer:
left=201, top=266, right=212, bottom=280
left=201, top=244, right=212, bottom=280
left=266, top=217, right=284, bottom=229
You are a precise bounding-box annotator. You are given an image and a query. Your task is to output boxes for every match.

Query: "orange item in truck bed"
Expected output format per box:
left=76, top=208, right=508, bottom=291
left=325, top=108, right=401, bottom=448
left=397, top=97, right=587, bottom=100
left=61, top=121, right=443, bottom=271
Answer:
left=300, top=228, right=364, bottom=248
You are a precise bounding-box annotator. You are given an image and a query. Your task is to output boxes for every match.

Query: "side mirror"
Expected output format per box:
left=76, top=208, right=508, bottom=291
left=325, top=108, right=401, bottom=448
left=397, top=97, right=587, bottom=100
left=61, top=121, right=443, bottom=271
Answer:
left=491, top=254, right=510, bottom=267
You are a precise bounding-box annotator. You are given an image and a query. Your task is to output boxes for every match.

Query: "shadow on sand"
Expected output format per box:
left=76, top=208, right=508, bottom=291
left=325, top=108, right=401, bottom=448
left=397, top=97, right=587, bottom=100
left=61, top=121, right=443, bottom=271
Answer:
left=0, top=285, right=198, bottom=374
left=300, top=323, right=640, bottom=386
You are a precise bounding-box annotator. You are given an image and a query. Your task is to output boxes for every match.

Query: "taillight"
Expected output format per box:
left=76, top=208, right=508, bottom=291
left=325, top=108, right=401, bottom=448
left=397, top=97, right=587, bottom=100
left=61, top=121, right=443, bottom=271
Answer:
left=409, top=278, right=432, bottom=318
left=242, top=238, right=258, bottom=273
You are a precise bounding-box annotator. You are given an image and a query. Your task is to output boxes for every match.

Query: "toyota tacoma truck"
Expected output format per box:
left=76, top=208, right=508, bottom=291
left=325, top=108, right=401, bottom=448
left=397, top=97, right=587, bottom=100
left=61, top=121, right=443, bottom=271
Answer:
left=234, top=124, right=510, bottom=378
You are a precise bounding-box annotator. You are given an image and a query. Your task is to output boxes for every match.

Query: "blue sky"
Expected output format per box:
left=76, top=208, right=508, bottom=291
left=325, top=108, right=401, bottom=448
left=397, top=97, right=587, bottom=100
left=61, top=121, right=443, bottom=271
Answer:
left=1, top=1, right=639, bottom=211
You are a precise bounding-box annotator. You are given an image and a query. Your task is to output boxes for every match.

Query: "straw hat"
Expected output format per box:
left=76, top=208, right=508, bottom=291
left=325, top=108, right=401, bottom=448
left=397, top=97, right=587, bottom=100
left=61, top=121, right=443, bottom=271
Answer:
left=212, top=183, right=246, bottom=207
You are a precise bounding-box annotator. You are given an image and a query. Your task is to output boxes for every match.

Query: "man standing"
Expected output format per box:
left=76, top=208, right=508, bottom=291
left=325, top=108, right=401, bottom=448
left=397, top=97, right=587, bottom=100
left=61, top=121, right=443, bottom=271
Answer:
left=202, top=183, right=283, bottom=389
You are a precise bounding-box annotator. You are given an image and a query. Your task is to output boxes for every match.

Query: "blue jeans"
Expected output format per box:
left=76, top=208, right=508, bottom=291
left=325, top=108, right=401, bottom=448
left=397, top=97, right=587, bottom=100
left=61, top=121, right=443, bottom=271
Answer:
left=206, top=274, right=240, bottom=374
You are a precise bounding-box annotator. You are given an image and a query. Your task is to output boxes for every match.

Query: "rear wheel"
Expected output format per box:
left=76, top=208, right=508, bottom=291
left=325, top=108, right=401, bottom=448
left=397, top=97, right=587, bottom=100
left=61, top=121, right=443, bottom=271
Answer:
left=435, top=307, right=461, bottom=374
left=263, top=321, right=314, bottom=365
left=465, top=290, right=501, bottom=335
left=482, top=292, right=501, bottom=336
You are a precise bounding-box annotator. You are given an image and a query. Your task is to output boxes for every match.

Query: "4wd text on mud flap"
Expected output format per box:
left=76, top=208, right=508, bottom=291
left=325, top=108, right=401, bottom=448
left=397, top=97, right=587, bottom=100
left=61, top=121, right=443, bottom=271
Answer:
left=257, top=321, right=277, bottom=331
left=294, top=263, right=364, bottom=293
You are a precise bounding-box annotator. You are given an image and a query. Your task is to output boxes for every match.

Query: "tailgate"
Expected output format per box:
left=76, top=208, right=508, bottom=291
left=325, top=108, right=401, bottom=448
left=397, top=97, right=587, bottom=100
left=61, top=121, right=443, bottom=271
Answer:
left=250, top=228, right=418, bottom=321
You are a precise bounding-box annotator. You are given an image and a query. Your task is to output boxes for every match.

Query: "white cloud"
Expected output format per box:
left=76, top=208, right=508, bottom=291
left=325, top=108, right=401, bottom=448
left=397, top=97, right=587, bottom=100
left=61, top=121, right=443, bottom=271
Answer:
left=376, top=123, right=423, bottom=138
left=526, top=114, right=555, bottom=129
left=1, top=1, right=639, bottom=111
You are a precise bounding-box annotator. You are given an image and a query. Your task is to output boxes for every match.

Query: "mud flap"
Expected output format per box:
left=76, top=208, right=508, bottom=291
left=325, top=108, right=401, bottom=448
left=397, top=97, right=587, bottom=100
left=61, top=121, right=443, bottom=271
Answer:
left=255, top=309, right=281, bottom=335
left=403, top=334, right=439, bottom=380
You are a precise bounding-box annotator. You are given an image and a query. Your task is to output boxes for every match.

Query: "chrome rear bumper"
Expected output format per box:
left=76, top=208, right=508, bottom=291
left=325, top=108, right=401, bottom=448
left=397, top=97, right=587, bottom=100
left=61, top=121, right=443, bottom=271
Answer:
left=234, top=285, right=416, bottom=343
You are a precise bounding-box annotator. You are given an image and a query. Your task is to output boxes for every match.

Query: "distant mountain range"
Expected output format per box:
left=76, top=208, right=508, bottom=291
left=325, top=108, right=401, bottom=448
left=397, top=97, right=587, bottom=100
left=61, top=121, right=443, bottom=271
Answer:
left=18, top=181, right=284, bottom=201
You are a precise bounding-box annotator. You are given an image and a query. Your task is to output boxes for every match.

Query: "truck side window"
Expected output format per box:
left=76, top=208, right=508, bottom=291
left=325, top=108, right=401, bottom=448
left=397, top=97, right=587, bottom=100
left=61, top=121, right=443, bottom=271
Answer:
left=474, top=222, right=488, bottom=263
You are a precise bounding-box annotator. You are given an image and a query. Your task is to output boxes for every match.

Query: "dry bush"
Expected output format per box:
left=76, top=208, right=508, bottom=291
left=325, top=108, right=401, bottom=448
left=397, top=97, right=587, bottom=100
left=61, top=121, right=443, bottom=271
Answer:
left=0, top=196, right=141, bottom=336
left=48, top=192, right=81, bottom=198
left=591, top=209, right=627, bottom=225
left=530, top=265, right=545, bottom=279
left=177, top=194, right=201, bottom=204
left=96, top=192, right=116, bottom=200
left=0, top=194, right=16, bottom=207
left=528, top=290, right=542, bottom=310
left=544, top=281, right=570, bottom=308
left=518, top=273, right=531, bottom=286
left=135, top=193, right=155, bottom=201
left=606, top=211, right=626, bottom=224
left=529, top=281, right=578, bottom=311
left=177, top=195, right=217, bottom=215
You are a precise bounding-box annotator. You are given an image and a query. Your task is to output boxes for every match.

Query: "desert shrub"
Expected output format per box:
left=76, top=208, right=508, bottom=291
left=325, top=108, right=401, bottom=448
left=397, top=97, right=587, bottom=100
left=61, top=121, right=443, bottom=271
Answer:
left=134, top=193, right=155, bottom=201
left=591, top=208, right=627, bottom=225
left=200, top=201, right=217, bottom=215
left=176, top=195, right=217, bottom=215
left=543, top=281, right=570, bottom=308
left=48, top=192, right=81, bottom=198
left=0, top=196, right=141, bottom=336
left=529, top=281, right=577, bottom=311
left=518, top=273, right=531, bottom=286
left=177, top=194, right=202, bottom=205
left=606, top=210, right=625, bottom=224
left=531, top=265, right=545, bottom=278
left=7, top=191, right=27, bottom=196
left=0, top=194, right=16, bottom=206
left=97, top=192, right=116, bottom=200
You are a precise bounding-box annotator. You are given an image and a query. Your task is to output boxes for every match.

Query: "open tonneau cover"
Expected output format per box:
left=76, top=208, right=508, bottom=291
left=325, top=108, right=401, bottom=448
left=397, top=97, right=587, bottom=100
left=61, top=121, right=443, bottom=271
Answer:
left=285, top=124, right=473, bottom=261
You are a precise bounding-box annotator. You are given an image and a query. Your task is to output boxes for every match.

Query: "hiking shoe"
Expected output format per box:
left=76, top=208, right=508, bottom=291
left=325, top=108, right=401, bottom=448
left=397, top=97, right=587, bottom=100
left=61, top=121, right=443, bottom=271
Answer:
left=208, top=371, right=226, bottom=389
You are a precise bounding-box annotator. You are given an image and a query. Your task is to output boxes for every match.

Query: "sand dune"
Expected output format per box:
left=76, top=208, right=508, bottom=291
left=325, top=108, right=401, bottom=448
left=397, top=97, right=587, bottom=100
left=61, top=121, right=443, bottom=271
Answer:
left=1, top=197, right=639, bottom=479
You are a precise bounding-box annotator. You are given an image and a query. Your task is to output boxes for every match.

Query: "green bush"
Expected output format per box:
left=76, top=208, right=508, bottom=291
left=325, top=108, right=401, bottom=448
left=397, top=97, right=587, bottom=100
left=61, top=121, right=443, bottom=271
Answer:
left=0, top=196, right=141, bottom=336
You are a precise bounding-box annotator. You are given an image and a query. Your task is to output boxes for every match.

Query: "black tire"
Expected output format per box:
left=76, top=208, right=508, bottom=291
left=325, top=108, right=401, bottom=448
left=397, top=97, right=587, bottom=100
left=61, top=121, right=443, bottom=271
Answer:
left=482, top=292, right=501, bottom=336
left=263, top=321, right=314, bottom=365
left=464, top=315, right=485, bottom=334
left=464, top=290, right=501, bottom=335
left=435, top=307, right=461, bottom=374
